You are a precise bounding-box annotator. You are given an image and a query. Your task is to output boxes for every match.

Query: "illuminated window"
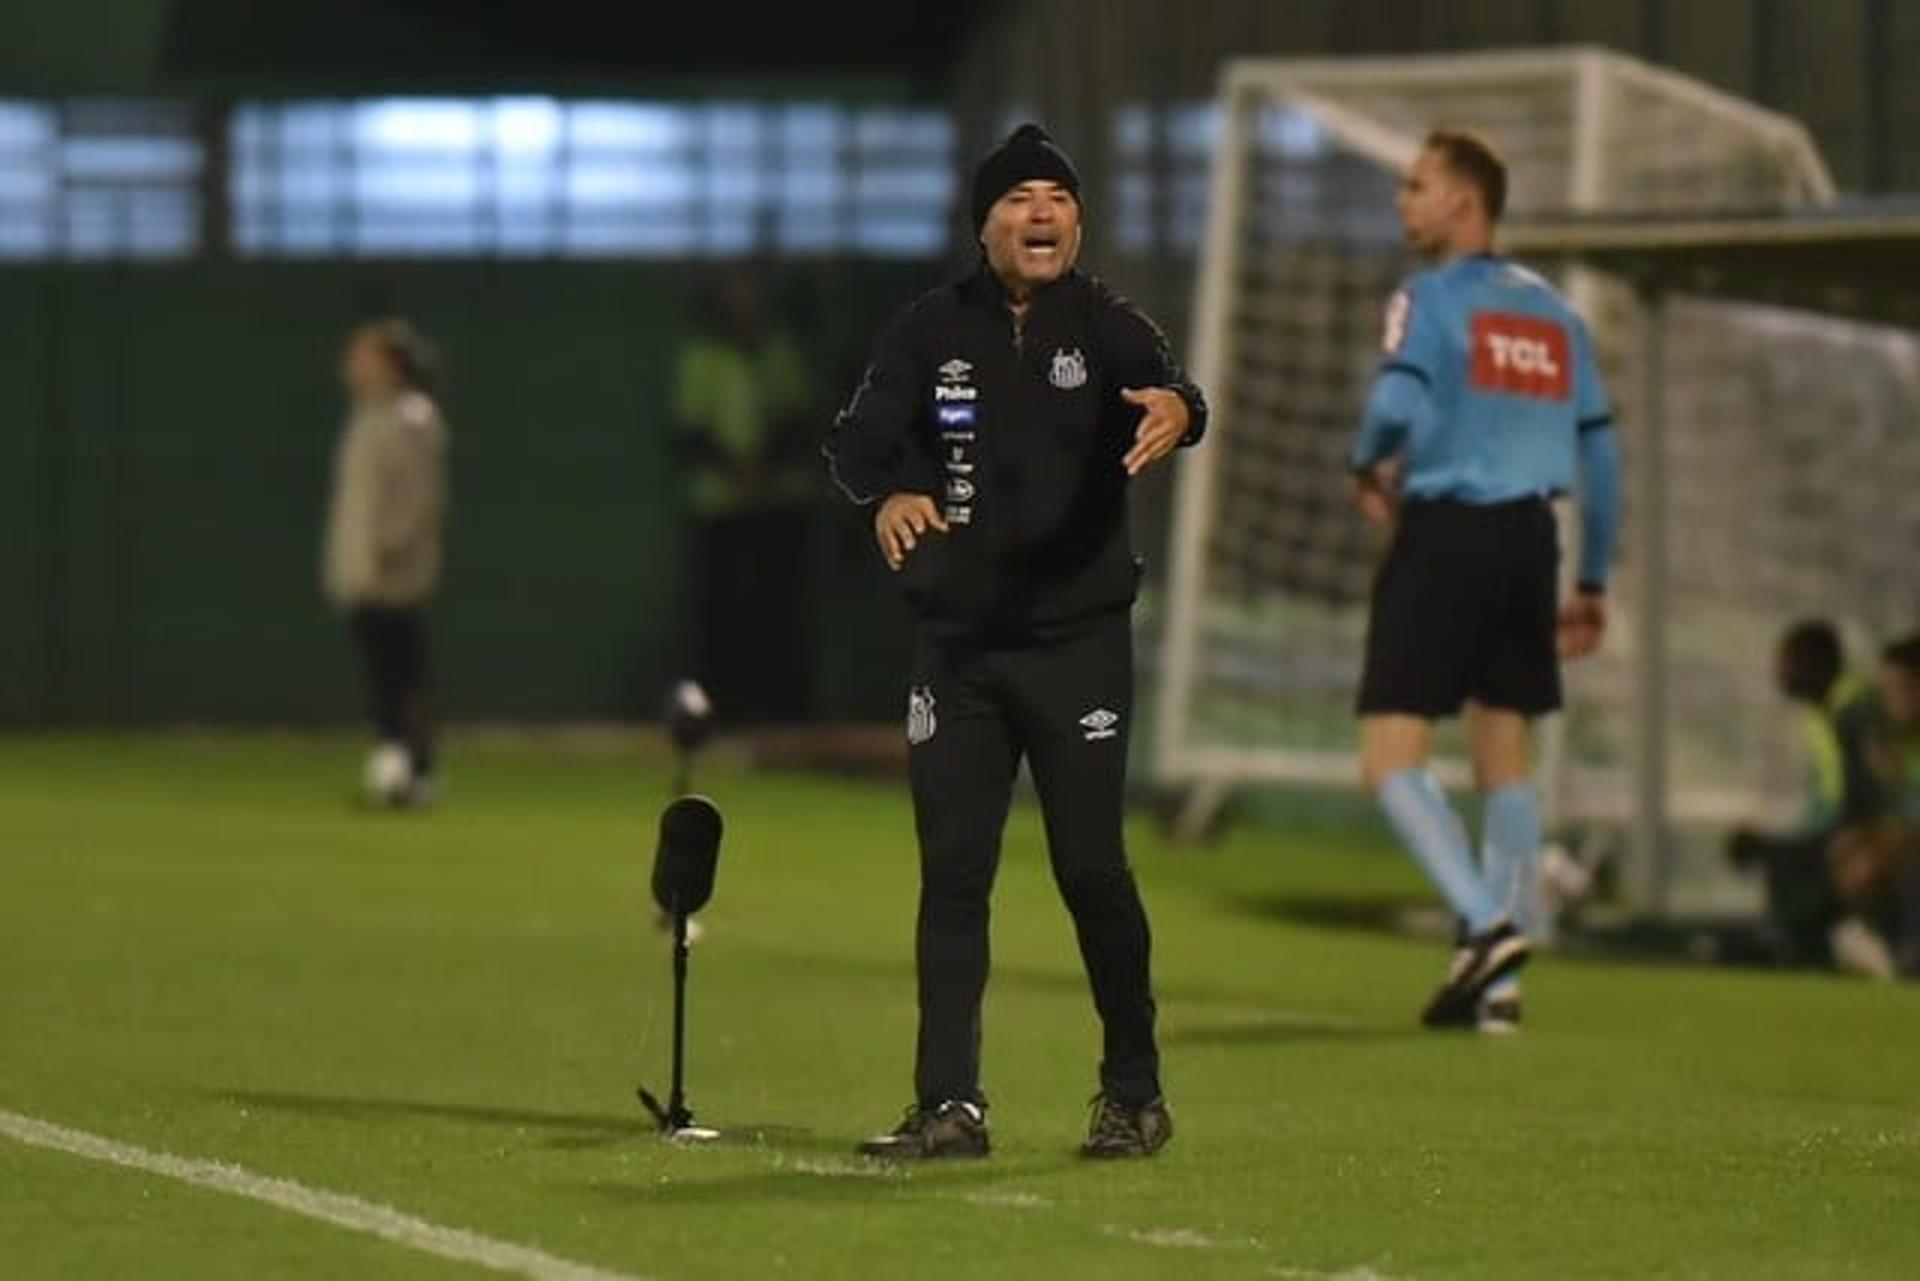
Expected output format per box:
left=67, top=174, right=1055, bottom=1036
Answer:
left=230, top=98, right=956, bottom=259
left=1112, top=102, right=1332, bottom=255
left=0, top=100, right=201, bottom=259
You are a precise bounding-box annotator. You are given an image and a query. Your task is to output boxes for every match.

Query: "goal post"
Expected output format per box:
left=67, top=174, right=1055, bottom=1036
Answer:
left=1152, top=48, right=1920, bottom=907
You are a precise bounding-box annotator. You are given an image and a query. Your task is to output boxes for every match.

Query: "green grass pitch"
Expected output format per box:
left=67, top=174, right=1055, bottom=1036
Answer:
left=3, top=733, right=1917, bottom=1279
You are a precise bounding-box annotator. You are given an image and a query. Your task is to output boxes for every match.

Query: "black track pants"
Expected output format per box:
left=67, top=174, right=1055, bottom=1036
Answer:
left=905, top=611, right=1160, bottom=1109
left=349, top=606, right=435, bottom=777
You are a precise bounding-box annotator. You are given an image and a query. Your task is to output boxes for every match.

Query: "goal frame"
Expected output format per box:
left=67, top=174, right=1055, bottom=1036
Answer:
left=1153, top=48, right=1835, bottom=900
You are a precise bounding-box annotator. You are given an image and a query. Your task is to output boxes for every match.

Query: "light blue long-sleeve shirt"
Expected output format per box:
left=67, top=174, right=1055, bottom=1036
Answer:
left=1352, top=254, right=1622, bottom=590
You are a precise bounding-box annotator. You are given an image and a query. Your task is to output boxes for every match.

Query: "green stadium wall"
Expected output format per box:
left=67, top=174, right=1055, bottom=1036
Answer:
left=0, top=261, right=931, bottom=725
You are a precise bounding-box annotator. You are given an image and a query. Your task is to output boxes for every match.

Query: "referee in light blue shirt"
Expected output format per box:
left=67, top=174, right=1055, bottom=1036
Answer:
left=1348, top=128, right=1623, bottom=1033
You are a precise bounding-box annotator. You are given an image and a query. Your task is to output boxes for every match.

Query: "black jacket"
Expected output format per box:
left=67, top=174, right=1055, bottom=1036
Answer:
left=825, top=266, right=1207, bottom=639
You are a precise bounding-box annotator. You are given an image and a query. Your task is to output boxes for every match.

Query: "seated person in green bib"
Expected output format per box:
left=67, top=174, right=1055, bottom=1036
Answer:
left=1869, top=635, right=1920, bottom=977
left=1727, top=620, right=1899, bottom=972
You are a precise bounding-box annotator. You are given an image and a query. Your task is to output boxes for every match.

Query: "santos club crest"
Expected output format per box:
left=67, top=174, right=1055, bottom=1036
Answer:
left=907, top=686, right=938, bottom=746
left=1048, top=347, right=1088, bottom=391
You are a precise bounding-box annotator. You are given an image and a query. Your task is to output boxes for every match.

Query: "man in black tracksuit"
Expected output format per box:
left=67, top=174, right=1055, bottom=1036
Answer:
left=825, top=125, right=1207, bottom=1160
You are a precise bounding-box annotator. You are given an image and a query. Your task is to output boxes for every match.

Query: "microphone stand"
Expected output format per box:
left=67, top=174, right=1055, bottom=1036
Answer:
left=672, top=748, right=693, bottom=800
left=642, top=686, right=719, bottom=1142
left=638, top=900, right=719, bottom=1142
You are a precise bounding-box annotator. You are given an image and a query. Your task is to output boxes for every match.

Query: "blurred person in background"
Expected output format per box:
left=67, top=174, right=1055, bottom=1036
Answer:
left=1869, top=634, right=1920, bottom=976
left=673, top=264, right=817, bottom=725
left=1347, top=129, right=1621, bottom=1034
left=1725, top=620, right=1899, bottom=976
left=322, top=319, right=449, bottom=808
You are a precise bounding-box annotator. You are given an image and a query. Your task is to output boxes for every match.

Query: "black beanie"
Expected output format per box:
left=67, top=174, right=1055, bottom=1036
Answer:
left=970, top=123, right=1081, bottom=230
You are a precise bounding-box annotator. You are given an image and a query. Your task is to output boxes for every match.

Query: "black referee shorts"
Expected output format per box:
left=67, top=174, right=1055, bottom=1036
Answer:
left=1357, top=497, right=1562, bottom=720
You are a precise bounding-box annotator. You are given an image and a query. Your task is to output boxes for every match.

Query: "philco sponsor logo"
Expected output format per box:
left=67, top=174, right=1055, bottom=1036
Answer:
left=935, top=384, right=978, bottom=402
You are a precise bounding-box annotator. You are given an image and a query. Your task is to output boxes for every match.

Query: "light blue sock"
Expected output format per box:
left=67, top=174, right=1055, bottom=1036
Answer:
left=1481, top=782, right=1541, bottom=1000
left=1377, top=768, right=1498, bottom=931
left=1480, top=782, right=1541, bottom=928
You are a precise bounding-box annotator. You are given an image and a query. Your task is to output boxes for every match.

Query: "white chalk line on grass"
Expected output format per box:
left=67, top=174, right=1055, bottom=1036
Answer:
left=769, top=1155, right=1053, bottom=1205
left=1103, top=1223, right=1247, bottom=1251
left=769, top=1154, right=904, bottom=1180
left=0, top=1107, right=645, bottom=1281
left=1100, top=1224, right=1410, bottom=1280
left=953, top=1188, right=1051, bottom=1209
left=1126, top=1226, right=1233, bottom=1249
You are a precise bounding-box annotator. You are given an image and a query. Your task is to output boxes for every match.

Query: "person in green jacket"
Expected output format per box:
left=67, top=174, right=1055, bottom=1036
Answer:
left=673, top=266, right=817, bottom=724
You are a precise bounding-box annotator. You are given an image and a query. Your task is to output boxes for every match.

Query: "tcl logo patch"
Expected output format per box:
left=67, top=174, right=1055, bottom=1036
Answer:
left=1471, top=313, right=1571, bottom=400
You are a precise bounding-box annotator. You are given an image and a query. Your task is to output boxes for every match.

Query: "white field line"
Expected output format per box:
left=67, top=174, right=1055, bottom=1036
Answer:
left=1102, top=1224, right=1410, bottom=1280
left=1103, top=1223, right=1252, bottom=1250
left=953, top=1189, right=1051, bottom=1209
left=0, top=1108, right=645, bottom=1281
left=769, top=1154, right=904, bottom=1180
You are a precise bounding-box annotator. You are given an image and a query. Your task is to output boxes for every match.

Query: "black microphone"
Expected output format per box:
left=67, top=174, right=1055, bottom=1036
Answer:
left=652, top=796, right=722, bottom=917
left=639, top=794, right=725, bottom=1140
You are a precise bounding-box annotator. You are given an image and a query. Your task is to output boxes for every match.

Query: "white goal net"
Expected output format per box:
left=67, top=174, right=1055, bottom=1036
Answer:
left=1155, top=48, right=1920, bottom=903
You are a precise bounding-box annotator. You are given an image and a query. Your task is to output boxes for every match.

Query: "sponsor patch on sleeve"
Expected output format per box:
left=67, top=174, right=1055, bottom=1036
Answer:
left=1381, top=289, right=1412, bottom=355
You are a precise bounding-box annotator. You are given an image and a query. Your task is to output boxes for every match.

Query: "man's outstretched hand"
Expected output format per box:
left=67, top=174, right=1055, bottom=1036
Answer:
left=875, top=492, right=948, bottom=571
left=1121, top=387, right=1190, bottom=476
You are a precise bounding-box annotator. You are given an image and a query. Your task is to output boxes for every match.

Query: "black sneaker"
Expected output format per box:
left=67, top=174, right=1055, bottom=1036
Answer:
left=1081, top=1094, right=1173, bottom=1159
left=1477, top=992, right=1523, bottom=1035
left=856, top=1100, right=989, bottom=1160
left=1420, top=921, right=1479, bottom=1030
left=1421, top=921, right=1530, bottom=1029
